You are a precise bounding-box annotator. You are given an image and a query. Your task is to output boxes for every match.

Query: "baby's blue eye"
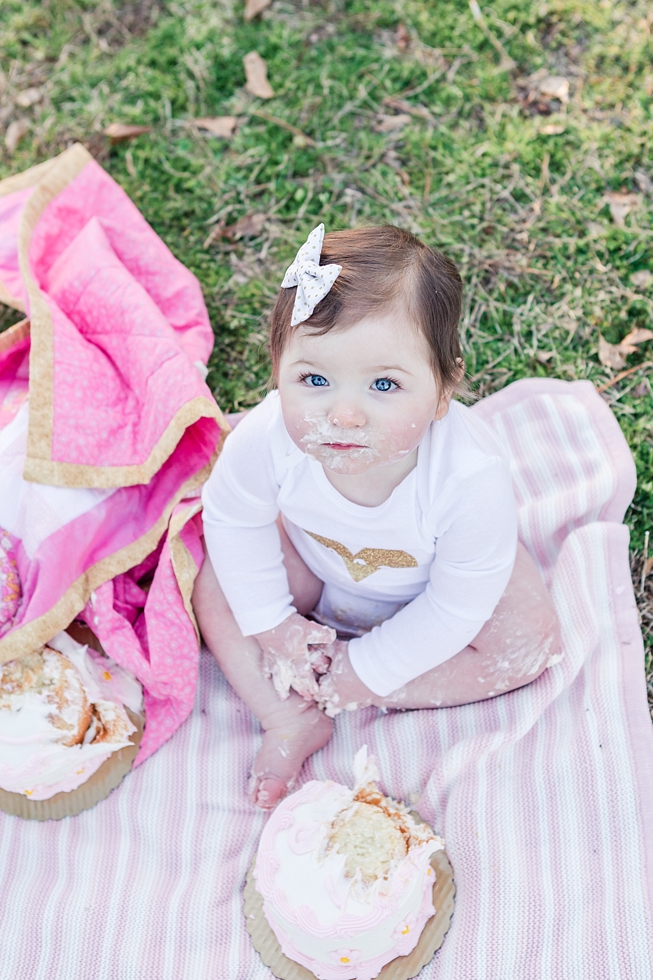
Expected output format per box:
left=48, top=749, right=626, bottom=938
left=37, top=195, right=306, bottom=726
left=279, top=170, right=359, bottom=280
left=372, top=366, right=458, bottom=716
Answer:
left=372, top=378, right=396, bottom=392
left=304, top=374, right=328, bottom=387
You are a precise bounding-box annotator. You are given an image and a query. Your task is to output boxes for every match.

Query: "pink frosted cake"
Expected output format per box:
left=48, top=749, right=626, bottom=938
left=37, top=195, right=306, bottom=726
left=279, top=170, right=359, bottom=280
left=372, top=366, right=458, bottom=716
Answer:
left=253, top=747, right=444, bottom=980
left=0, top=630, right=142, bottom=802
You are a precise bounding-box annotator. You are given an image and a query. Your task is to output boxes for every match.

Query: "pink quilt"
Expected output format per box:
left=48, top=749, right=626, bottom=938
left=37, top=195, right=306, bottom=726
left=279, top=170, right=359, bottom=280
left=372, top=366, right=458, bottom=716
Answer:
left=0, top=145, right=227, bottom=762
left=0, top=378, right=650, bottom=979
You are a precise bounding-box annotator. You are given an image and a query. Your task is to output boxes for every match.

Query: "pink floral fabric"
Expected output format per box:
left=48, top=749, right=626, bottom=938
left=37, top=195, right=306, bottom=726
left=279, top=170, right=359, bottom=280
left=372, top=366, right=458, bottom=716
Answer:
left=0, top=527, right=21, bottom=637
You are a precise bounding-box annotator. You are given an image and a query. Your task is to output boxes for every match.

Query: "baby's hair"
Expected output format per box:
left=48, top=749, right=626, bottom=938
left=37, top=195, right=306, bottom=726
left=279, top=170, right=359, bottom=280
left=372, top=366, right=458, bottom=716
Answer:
left=269, top=225, right=464, bottom=394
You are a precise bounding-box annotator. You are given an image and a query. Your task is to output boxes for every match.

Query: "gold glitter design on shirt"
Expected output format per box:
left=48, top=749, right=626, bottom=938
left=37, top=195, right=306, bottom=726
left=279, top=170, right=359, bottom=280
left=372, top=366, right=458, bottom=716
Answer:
left=305, top=531, right=418, bottom=582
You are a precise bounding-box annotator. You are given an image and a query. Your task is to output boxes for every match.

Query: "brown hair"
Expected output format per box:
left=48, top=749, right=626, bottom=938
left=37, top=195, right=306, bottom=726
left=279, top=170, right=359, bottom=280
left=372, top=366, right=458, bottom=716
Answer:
left=269, top=225, right=464, bottom=394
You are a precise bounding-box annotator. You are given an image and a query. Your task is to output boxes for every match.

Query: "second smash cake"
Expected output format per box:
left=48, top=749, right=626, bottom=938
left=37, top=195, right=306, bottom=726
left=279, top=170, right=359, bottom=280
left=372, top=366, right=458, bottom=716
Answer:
left=253, top=747, right=444, bottom=980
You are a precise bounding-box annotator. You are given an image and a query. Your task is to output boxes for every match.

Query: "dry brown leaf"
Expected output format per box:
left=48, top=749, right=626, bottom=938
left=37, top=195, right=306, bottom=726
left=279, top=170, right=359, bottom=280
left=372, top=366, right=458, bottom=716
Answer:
left=396, top=23, right=411, bottom=51
left=244, top=0, right=271, bottom=20
left=598, top=335, right=628, bottom=370
left=644, top=555, right=653, bottom=580
left=632, top=380, right=650, bottom=397
left=229, top=213, right=266, bottom=239
left=104, top=123, right=152, bottom=143
left=538, top=75, right=569, bottom=103
left=194, top=116, right=237, bottom=139
left=374, top=113, right=411, bottom=133
left=604, top=190, right=639, bottom=227
left=243, top=52, right=274, bottom=99
left=5, top=119, right=29, bottom=155
left=634, top=171, right=652, bottom=195
left=540, top=123, right=565, bottom=135
left=535, top=350, right=554, bottom=363
left=620, top=327, right=653, bottom=349
left=631, top=270, right=653, bottom=290
left=15, top=87, right=43, bottom=108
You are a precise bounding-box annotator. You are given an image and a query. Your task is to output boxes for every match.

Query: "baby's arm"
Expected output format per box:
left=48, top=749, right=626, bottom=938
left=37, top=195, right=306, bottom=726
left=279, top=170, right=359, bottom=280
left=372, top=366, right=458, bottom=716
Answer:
left=202, top=398, right=334, bottom=701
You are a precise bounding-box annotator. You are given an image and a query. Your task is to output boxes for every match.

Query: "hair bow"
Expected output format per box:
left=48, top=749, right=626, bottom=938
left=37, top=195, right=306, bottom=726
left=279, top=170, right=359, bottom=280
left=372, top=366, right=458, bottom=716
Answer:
left=281, top=224, right=342, bottom=326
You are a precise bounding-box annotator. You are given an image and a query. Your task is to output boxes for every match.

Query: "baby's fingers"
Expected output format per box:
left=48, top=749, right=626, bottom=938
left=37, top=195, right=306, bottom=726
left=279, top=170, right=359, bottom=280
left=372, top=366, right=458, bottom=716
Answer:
left=305, top=622, right=337, bottom=646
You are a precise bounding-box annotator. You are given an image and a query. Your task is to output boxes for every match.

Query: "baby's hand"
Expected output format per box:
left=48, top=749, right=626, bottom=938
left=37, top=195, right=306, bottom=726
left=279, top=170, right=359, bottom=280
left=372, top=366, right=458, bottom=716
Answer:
left=255, top=613, right=336, bottom=701
left=316, top=641, right=377, bottom=717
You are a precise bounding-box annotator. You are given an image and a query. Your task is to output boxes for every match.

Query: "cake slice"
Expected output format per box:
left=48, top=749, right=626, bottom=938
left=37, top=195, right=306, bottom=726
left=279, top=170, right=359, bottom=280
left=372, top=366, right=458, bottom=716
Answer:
left=254, top=747, right=444, bottom=980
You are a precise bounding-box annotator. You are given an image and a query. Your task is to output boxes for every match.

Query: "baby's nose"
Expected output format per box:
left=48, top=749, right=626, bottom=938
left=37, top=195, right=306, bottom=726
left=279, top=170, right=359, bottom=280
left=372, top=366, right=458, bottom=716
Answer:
left=328, top=402, right=367, bottom=428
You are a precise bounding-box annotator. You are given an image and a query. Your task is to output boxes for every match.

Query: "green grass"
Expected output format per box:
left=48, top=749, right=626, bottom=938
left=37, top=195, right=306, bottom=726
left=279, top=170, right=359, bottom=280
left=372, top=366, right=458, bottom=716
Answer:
left=1, top=0, right=652, bottom=694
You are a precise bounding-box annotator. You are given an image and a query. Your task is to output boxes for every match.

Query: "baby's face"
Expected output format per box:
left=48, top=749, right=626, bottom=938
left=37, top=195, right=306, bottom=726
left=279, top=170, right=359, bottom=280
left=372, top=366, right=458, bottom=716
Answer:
left=277, top=309, right=445, bottom=476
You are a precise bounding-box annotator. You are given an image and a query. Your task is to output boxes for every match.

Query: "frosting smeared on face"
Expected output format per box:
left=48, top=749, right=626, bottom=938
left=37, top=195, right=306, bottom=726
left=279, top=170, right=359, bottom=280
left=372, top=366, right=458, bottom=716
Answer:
left=278, top=308, right=447, bottom=499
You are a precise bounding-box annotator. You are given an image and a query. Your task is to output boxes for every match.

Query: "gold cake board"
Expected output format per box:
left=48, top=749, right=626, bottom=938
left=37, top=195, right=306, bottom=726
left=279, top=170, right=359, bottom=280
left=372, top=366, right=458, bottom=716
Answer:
left=244, top=846, right=455, bottom=980
left=0, top=708, right=143, bottom=821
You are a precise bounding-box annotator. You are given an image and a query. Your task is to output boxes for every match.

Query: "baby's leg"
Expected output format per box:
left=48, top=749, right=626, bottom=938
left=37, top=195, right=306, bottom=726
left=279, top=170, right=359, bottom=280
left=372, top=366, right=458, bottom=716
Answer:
left=376, top=542, right=560, bottom=710
left=192, top=522, right=331, bottom=809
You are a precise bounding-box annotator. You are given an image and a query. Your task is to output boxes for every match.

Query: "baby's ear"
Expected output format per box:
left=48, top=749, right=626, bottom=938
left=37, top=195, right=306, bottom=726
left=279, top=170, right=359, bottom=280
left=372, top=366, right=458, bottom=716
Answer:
left=434, top=391, right=453, bottom=421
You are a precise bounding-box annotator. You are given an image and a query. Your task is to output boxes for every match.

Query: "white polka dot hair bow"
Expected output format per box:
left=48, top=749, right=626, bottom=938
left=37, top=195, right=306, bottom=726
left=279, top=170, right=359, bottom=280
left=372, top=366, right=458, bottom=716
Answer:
left=281, top=224, right=342, bottom=326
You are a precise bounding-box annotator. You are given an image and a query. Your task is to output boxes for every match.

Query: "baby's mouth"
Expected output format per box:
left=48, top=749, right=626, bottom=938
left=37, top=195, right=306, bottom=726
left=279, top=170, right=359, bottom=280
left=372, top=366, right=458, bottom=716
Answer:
left=321, top=442, right=369, bottom=451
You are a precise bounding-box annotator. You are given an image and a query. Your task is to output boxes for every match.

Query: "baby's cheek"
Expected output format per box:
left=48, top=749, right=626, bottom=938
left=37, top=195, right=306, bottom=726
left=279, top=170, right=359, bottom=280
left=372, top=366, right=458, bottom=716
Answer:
left=372, top=420, right=423, bottom=461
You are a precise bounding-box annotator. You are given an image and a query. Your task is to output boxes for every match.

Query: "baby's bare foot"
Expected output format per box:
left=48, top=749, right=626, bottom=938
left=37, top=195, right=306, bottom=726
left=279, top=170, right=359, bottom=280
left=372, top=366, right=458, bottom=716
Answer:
left=249, top=699, right=333, bottom=810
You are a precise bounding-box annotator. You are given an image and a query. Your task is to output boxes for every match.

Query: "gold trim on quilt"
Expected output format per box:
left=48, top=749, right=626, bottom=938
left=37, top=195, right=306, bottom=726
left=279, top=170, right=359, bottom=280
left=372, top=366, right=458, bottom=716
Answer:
left=19, top=144, right=92, bottom=469
left=23, top=396, right=229, bottom=489
left=6, top=143, right=228, bottom=489
left=169, top=500, right=203, bottom=643
left=0, top=459, right=216, bottom=666
left=0, top=156, right=61, bottom=198
left=305, top=530, right=418, bottom=583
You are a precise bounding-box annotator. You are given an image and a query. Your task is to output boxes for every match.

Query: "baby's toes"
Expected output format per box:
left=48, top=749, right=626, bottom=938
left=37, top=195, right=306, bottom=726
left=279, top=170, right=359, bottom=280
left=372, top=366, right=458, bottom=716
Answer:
left=249, top=773, right=288, bottom=810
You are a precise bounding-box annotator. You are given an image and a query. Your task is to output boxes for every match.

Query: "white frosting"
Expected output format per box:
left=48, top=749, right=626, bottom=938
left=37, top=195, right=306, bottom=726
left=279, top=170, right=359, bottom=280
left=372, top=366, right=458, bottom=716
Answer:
left=254, top=750, right=444, bottom=980
left=0, top=632, right=143, bottom=800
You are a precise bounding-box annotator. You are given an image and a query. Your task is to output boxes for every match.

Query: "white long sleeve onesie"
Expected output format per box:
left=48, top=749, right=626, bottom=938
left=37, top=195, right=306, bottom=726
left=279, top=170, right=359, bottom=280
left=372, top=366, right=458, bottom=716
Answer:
left=201, top=391, right=518, bottom=697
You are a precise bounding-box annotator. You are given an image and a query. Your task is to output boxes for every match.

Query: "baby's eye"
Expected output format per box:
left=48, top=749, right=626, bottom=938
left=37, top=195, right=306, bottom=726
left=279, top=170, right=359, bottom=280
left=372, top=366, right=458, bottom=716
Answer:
left=302, top=374, right=329, bottom=387
left=371, top=378, right=397, bottom=392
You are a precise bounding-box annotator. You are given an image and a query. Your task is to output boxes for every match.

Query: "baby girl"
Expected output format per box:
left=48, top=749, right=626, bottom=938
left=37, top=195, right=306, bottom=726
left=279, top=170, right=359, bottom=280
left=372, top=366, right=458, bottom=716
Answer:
left=194, top=224, right=560, bottom=810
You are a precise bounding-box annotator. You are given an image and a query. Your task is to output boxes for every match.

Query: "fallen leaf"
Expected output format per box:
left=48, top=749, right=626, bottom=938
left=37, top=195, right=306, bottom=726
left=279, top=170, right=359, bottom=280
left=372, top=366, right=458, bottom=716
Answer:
left=634, top=171, right=652, bottom=195
left=644, top=555, right=653, bottom=580
left=243, top=51, right=274, bottom=99
left=598, top=335, right=627, bottom=370
left=619, top=327, right=653, bottom=349
left=604, top=190, right=639, bottom=227
left=229, top=212, right=266, bottom=239
left=540, top=123, right=565, bottom=135
left=104, top=123, right=152, bottom=143
left=631, top=270, right=653, bottom=290
left=244, top=0, right=271, bottom=19
left=538, top=75, right=569, bottom=103
left=396, top=23, right=411, bottom=51
left=194, top=116, right=237, bottom=138
left=374, top=113, right=411, bottom=133
left=4, top=119, right=29, bottom=155
left=205, top=213, right=267, bottom=248
left=633, top=380, right=650, bottom=397
left=535, top=350, right=555, bottom=363
left=15, top=87, right=43, bottom=108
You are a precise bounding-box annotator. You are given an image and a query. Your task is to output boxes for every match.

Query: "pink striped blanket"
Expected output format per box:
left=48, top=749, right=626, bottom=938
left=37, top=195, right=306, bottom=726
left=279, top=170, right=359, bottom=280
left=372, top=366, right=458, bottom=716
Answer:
left=0, top=377, right=651, bottom=979
left=0, top=146, right=227, bottom=762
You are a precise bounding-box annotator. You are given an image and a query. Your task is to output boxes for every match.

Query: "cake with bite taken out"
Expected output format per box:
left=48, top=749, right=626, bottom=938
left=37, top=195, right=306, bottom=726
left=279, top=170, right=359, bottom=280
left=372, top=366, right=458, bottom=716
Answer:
left=253, top=747, right=444, bottom=980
